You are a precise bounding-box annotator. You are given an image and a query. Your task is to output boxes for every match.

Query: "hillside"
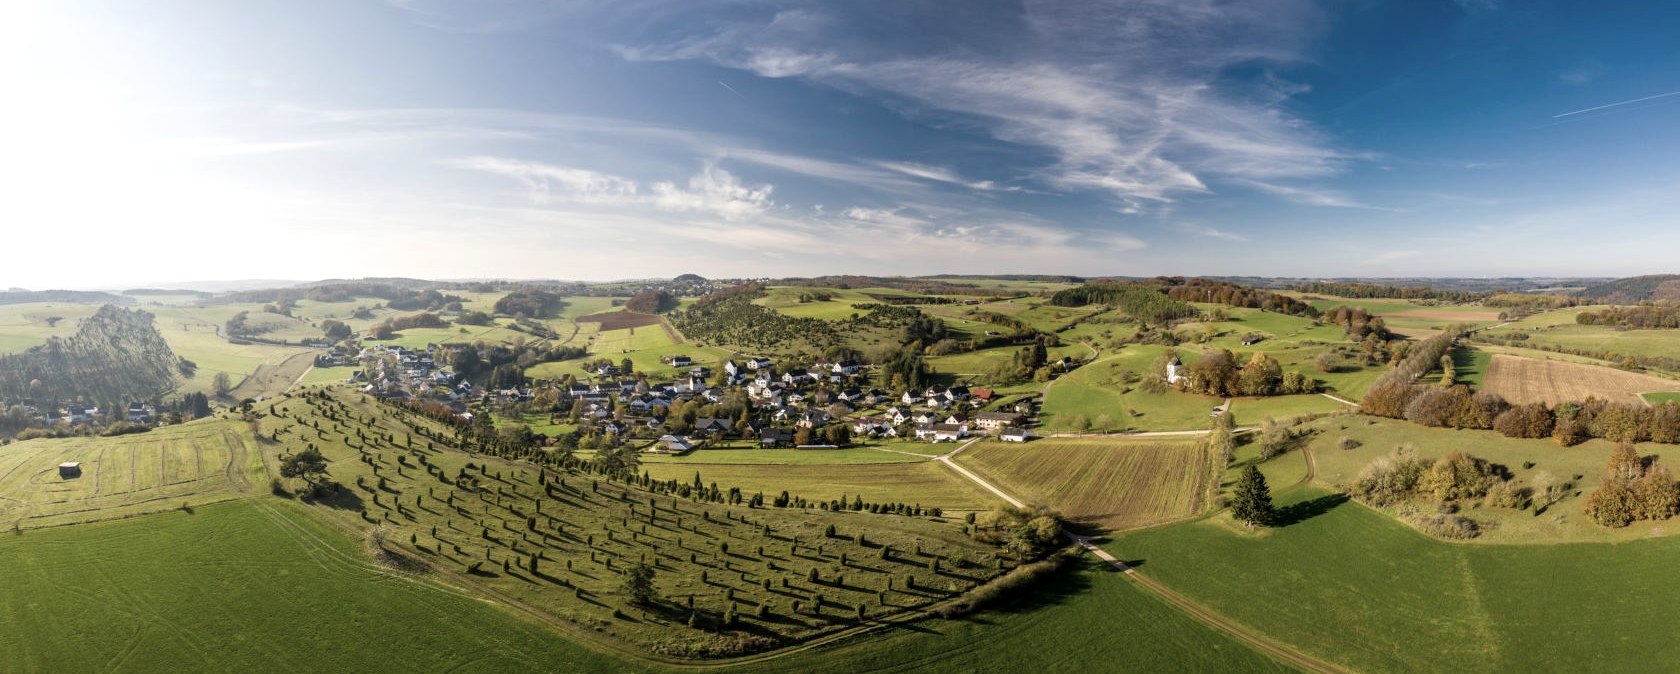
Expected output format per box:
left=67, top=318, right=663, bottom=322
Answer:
left=1578, top=274, right=1680, bottom=304
left=0, top=289, right=134, bottom=306
left=0, top=305, right=181, bottom=405
left=253, top=388, right=1037, bottom=659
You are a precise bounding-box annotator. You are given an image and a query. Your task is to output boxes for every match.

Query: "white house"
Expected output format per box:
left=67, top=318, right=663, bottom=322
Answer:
left=1000, top=427, right=1030, bottom=443
left=1165, top=356, right=1185, bottom=385
left=915, top=423, right=968, bottom=442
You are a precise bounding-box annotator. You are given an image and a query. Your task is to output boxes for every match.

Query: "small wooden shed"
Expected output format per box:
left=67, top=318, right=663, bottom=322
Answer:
left=58, top=462, right=82, bottom=479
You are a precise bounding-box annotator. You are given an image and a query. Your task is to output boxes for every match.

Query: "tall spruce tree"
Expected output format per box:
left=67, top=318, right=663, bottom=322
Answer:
left=1231, top=464, right=1275, bottom=527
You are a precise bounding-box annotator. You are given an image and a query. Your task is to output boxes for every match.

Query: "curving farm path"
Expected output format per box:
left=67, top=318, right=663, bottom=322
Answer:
left=933, top=433, right=1345, bottom=673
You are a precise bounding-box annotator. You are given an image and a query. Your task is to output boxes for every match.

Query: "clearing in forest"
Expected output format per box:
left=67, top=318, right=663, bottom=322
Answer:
left=1481, top=353, right=1680, bottom=405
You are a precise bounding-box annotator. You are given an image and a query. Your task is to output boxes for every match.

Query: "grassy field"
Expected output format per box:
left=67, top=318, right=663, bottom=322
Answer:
left=1295, top=295, right=1505, bottom=335
left=0, top=497, right=1290, bottom=673
left=1110, top=482, right=1680, bottom=673
left=954, top=438, right=1211, bottom=530
left=1038, top=346, right=1214, bottom=432
left=1481, top=352, right=1680, bottom=405
left=526, top=317, right=735, bottom=382
left=641, top=461, right=1000, bottom=513
left=1480, top=309, right=1680, bottom=364
left=641, top=447, right=928, bottom=465
left=1644, top=391, right=1680, bottom=405
left=753, top=287, right=877, bottom=321
left=0, top=499, right=649, bottom=672
left=0, top=303, right=99, bottom=354
left=1446, top=346, right=1492, bottom=386
left=1299, top=414, right=1678, bottom=543
left=1225, top=395, right=1347, bottom=425
left=0, top=420, right=267, bottom=529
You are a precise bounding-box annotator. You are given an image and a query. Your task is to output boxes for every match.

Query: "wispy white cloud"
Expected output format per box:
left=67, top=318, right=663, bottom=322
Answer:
left=613, top=0, right=1360, bottom=209
left=1174, top=223, right=1249, bottom=241
left=1234, top=179, right=1392, bottom=210
left=871, top=161, right=1018, bottom=192
left=445, top=156, right=638, bottom=205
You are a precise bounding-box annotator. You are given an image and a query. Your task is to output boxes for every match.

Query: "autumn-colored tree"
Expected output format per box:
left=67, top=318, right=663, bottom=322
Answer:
left=1585, top=478, right=1638, bottom=527
left=1493, top=403, right=1554, bottom=439
left=1237, top=352, right=1283, bottom=396
left=1635, top=463, right=1680, bottom=520
left=1607, top=442, right=1644, bottom=481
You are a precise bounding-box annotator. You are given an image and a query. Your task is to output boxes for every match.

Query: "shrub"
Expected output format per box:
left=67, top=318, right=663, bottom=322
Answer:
left=1399, top=505, right=1481, bottom=539
left=1350, top=454, right=1430, bottom=507
left=1419, top=451, right=1496, bottom=502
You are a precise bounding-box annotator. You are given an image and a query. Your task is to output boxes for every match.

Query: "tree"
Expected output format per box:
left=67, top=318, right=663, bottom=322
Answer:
left=279, top=447, right=329, bottom=490
left=1256, top=418, right=1293, bottom=460
left=320, top=319, right=352, bottom=341
left=1635, top=463, right=1680, bottom=520
left=1237, top=352, right=1283, bottom=396
left=1204, top=423, right=1235, bottom=467
left=212, top=372, right=233, bottom=399
left=1230, top=465, right=1274, bottom=527
left=1585, top=478, right=1638, bottom=527
left=621, top=562, right=657, bottom=605
left=1607, top=443, right=1644, bottom=481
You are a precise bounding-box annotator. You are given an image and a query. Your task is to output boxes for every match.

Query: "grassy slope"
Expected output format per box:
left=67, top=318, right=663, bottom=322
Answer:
left=0, top=303, right=99, bottom=355
left=641, top=448, right=927, bottom=465
left=0, top=500, right=649, bottom=673
left=1111, top=484, right=1680, bottom=673
left=641, top=462, right=1000, bottom=513
left=0, top=418, right=266, bottom=529
left=0, top=498, right=1289, bottom=673
left=1300, top=415, right=1677, bottom=544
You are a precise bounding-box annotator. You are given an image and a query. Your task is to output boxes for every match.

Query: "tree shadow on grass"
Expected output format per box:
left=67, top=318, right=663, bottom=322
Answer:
left=298, top=483, right=365, bottom=512
left=1272, top=493, right=1348, bottom=527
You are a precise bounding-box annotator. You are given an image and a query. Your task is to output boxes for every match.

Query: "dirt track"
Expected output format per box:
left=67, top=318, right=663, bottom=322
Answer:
left=228, top=350, right=317, bottom=400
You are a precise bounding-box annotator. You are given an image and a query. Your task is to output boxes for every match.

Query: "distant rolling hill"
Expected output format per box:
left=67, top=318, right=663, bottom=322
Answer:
left=1578, top=274, right=1680, bottom=304
left=0, top=290, right=134, bottom=306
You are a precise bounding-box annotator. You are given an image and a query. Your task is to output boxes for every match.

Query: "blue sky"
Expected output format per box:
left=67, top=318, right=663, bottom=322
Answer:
left=4, top=0, right=1678, bottom=287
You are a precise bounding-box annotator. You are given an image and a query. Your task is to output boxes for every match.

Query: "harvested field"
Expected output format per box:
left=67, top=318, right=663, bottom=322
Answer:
left=954, top=438, right=1210, bottom=530
left=0, top=423, right=265, bottom=528
left=1482, top=353, right=1680, bottom=405
left=229, top=349, right=318, bottom=399
left=575, top=310, right=661, bottom=330
left=1387, top=309, right=1503, bottom=322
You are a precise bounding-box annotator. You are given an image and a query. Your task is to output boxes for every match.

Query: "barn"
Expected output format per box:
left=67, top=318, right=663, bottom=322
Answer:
left=58, top=462, right=82, bottom=479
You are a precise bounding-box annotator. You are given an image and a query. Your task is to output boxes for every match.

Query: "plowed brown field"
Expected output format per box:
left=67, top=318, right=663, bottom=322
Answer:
left=1482, top=353, right=1680, bottom=405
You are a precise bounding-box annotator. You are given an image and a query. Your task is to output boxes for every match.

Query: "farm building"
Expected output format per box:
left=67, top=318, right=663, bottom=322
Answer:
left=1000, top=427, right=1030, bottom=443
left=58, top=462, right=82, bottom=478
left=973, top=411, right=1025, bottom=431
left=1165, top=356, right=1185, bottom=385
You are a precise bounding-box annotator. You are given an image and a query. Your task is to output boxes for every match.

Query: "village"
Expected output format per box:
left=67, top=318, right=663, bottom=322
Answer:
left=340, top=341, right=1036, bottom=455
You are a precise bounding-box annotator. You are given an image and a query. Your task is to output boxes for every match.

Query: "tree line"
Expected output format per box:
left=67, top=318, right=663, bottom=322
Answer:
left=1290, top=282, right=1492, bottom=303
left=1575, top=305, right=1680, bottom=329
left=1162, top=279, right=1318, bottom=316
